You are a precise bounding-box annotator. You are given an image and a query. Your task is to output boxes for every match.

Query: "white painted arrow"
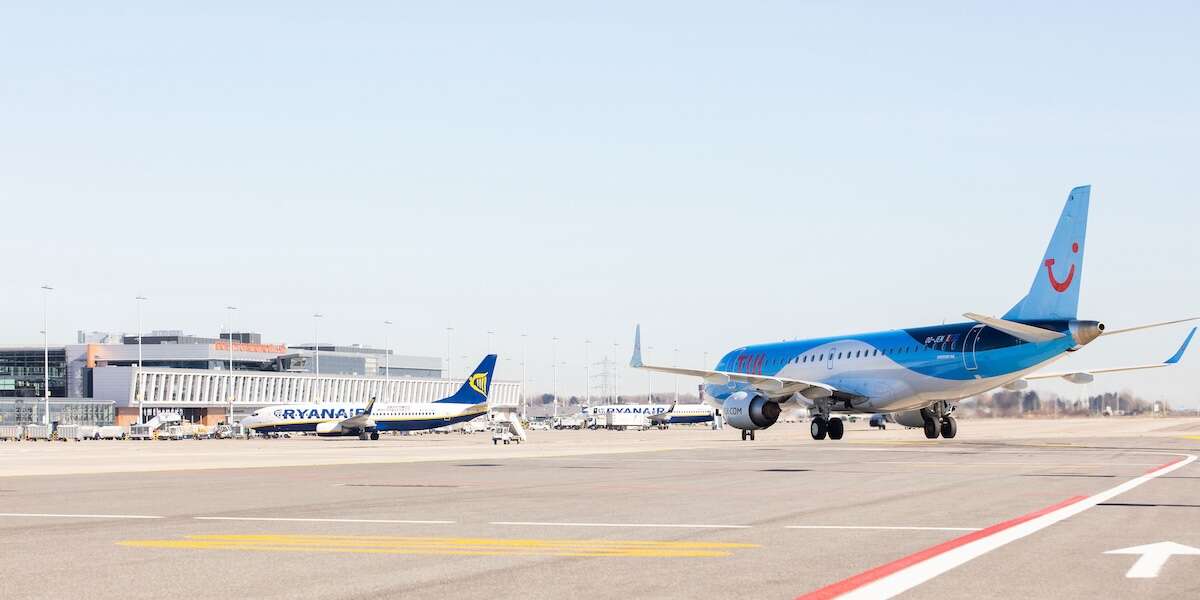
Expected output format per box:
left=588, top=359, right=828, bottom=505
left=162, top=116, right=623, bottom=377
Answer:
left=1105, top=542, right=1200, bottom=578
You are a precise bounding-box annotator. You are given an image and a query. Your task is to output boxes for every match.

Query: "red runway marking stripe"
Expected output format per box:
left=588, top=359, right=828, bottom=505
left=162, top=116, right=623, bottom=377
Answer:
left=796, top=495, right=1087, bottom=600
left=1144, top=457, right=1183, bottom=475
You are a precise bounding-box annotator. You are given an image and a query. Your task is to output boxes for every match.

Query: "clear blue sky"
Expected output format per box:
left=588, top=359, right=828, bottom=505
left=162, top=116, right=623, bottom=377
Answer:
left=3, top=2, right=1197, bottom=406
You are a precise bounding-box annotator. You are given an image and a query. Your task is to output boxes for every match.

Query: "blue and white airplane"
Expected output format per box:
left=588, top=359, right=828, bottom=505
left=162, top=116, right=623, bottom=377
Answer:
left=632, top=186, right=1196, bottom=441
left=241, top=355, right=496, bottom=440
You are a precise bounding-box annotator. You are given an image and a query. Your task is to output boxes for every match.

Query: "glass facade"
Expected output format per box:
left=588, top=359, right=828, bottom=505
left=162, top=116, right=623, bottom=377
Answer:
left=0, top=400, right=114, bottom=425
left=0, top=349, right=67, bottom=398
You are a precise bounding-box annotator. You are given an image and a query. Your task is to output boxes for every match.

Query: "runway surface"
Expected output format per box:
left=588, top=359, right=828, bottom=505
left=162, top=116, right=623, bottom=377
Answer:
left=1, top=419, right=1198, bottom=599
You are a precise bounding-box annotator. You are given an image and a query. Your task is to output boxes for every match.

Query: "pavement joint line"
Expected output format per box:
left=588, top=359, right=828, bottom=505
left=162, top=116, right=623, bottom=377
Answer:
left=193, top=517, right=456, bottom=524
left=797, top=452, right=1198, bottom=600
left=490, top=521, right=753, bottom=529
left=116, top=534, right=761, bottom=558
left=0, top=512, right=165, bottom=519
left=785, top=526, right=982, bottom=532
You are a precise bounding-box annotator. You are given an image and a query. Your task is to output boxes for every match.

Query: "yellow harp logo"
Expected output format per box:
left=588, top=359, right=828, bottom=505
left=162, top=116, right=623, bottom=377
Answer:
left=469, top=373, right=488, bottom=396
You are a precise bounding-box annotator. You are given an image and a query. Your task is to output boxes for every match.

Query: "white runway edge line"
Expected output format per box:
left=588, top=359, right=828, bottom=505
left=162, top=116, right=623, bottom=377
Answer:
left=490, top=521, right=752, bottom=529
left=799, top=453, right=1197, bottom=600
left=194, top=517, right=455, bottom=524
left=0, top=513, right=164, bottom=520
left=786, top=526, right=981, bottom=532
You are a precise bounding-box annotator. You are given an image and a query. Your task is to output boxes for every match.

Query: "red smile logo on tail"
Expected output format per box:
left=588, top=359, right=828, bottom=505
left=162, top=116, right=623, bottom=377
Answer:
left=1045, top=242, right=1079, bottom=293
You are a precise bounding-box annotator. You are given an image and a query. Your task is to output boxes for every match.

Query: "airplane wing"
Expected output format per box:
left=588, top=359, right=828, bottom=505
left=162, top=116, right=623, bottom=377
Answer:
left=629, top=325, right=841, bottom=402
left=1025, top=327, right=1195, bottom=384
left=335, top=396, right=377, bottom=430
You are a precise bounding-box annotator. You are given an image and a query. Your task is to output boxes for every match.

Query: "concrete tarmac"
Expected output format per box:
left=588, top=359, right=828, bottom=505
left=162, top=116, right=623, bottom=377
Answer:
left=1, top=418, right=1198, bottom=599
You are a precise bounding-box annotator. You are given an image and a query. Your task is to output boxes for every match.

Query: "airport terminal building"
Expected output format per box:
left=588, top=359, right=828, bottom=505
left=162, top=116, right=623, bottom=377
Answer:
left=0, top=330, right=519, bottom=426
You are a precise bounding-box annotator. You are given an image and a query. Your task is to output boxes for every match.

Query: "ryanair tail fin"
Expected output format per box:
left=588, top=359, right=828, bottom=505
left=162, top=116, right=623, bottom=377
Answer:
left=1004, top=185, right=1090, bottom=321
left=436, top=354, right=497, bottom=404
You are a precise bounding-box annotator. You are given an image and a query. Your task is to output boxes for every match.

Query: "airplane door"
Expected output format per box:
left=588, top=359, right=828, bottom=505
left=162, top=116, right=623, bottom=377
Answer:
left=963, top=325, right=985, bottom=371
left=827, top=347, right=835, bottom=370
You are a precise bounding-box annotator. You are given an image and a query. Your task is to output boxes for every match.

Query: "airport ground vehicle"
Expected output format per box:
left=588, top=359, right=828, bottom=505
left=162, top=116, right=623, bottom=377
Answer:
left=460, top=420, right=490, bottom=434
left=605, top=412, right=646, bottom=431
left=527, top=420, right=551, bottom=431
left=869, top=414, right=887, bottom=430
left=130, top=412, right=183, bottom=440
left=97, top=425, right=126, bottom=440
left=633, top=186, right=1196, bottom=442
left=54, top=424, right=80, bottom=441
left=24, top=424, right=51, bottom=440
left=554, top=416, right=585, bottom=430
left=0, top=425, right=24, bottom=440
left=492, top=427, right=516, bottom=445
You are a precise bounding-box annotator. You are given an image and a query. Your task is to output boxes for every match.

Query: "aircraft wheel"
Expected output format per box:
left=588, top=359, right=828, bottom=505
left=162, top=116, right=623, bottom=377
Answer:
left=810, top=418, right=827, bottom=441
left=741, top=429, right=750, bottom=441
left=828, top=418, right=844, bottom=440
left=922, top=417, right=941, bottom=439
left=940, top=416, right=957, bottom=439
left=370, top=431, right=380, bottom=441
left=358, top=432, right=370, bottom=440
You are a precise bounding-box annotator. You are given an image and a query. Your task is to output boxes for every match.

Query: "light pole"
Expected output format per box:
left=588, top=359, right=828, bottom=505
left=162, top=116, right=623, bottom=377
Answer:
left=673, top=347, right=679, bottom=403
left=135, top=296, right=147, bottom=368
left=445, top=327, right=454, bottom=381
left=552, top=337, right=559, bottom=420
left=312, top=312, right=323, bottom=404
left=40, top=285, right=52, bottom=426
left=226, top=306, right=238, bottom=425
left=584, top=339, right=591, bottom=406
left=135, top=295, right=147, bottom=424
left=383, top=320, right=392, bottom=402
left=647, top=345, right=654, bottom=403
left=520, top=333, right=528, bottom=420
left=612, top=342, right=619, bottom=403
left=312, top=313, right=323, bottom=375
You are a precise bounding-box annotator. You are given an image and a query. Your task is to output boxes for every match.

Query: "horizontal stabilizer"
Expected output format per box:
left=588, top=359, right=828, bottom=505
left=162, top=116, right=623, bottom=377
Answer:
left=963, top=312, right=1066, bottom=343
left=1103, top=317, right=1200, bottom=336
left=1027, top=327, right=1195, bottom=383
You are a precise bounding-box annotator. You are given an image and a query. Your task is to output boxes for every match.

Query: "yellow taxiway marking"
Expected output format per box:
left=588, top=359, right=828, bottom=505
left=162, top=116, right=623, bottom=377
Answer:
left=1180, top=435, right=1200, bottom=441
left=118, top=534, right=759, bottom=558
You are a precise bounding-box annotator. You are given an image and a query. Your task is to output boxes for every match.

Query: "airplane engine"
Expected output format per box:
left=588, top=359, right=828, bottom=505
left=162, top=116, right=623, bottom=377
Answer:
left=722, top=391, right=781, bottom=430
left=891, top=410, right=926, bottom=429
left=315, top=421, right=345, bottom=436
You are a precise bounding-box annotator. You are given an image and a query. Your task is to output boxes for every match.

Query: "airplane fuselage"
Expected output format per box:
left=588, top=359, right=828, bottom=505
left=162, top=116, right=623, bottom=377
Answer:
left=707, top=319, right=1080, bottom=414
left=242, top=401, right=488, bottom=435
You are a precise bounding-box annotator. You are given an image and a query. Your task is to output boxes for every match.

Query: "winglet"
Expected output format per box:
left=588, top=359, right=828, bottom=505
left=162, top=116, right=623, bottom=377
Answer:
left=630, top=325, right=644, bottom=368
left=1165, top=327, right=1196, bottom=364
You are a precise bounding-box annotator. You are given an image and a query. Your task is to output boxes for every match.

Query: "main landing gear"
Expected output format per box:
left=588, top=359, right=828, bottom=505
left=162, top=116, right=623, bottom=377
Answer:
left=921, top=405, right=957, bottom=439
left=810, top=416, right=844, bottom=441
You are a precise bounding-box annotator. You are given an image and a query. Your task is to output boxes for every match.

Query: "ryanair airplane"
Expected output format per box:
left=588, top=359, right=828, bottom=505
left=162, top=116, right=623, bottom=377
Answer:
left=633, top=186, right=1196, bottom=441
left=241, top=355, right=496, bottom=440
left=583, top=402, right=715, bottom=425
